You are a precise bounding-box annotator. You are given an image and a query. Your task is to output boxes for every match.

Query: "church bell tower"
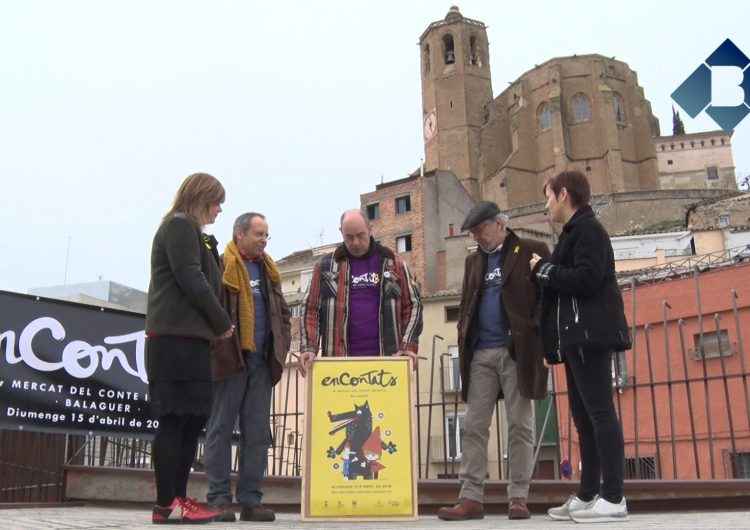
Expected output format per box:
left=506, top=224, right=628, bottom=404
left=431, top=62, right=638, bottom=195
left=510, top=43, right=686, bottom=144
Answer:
left=419, top=6, right=493, bottom=200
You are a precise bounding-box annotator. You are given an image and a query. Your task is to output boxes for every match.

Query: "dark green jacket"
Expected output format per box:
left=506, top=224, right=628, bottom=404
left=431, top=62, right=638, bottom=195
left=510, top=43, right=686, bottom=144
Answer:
left=145, top=214, right=231, bottom=340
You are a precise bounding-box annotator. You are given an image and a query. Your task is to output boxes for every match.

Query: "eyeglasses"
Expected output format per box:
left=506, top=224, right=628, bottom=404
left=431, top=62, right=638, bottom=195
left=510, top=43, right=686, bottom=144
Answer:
left=253, top=231, right=271, bottom=240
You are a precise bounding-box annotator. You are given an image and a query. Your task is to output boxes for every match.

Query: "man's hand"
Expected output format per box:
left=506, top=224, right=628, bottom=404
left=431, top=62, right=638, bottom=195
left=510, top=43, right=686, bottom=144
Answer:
left=529, top=252, right=542, bottom=271
left=298, top=350, right=316, bottom=377
left=395, top=349, right=419, bottom=371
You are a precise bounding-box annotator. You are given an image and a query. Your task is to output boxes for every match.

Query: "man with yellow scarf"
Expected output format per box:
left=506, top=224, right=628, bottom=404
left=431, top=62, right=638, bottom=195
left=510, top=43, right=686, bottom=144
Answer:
left=204, top=212, right=291, bottom=523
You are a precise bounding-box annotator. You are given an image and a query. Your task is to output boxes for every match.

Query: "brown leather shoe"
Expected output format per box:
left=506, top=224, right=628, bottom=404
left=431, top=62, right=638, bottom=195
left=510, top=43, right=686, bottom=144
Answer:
left=239, top=504, right=275, bottom=522
left=508, top=497, right=531, bottom=519
left=437, top=498, right=484, bottom=521
left=210, top=504, right=236, bottom=522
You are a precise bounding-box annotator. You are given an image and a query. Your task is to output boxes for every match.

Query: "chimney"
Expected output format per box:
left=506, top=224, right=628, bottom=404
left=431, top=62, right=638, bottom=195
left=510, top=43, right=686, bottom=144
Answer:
left=448, top=223, right=454, bottom=237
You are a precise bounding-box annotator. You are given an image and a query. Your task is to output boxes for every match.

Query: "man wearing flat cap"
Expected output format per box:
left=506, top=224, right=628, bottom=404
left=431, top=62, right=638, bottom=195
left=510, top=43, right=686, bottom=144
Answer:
left=438, top=202, right=550, bottom=521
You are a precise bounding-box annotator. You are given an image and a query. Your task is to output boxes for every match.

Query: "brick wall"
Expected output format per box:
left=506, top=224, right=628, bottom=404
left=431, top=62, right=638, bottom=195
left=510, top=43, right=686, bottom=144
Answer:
left=362, top=178, right=426, bottom=290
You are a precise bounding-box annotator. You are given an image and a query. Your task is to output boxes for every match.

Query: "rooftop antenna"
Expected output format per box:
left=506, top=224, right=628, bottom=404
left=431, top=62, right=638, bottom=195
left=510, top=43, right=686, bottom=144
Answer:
left=319, top=228, right=325, bottom=246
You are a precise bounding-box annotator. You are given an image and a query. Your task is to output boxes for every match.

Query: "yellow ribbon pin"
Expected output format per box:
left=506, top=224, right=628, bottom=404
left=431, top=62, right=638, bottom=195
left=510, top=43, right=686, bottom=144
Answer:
left=514, top=245, right=520, bottom=254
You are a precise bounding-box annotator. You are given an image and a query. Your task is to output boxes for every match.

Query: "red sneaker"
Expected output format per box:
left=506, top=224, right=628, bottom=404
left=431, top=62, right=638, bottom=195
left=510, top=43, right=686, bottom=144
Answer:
left=152, top=498, right=184, bottom=524
left=180, top=497, right=219, bottom=523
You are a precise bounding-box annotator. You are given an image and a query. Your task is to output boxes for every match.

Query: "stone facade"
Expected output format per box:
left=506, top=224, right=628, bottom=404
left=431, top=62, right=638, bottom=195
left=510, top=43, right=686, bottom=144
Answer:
left=417, top=7, right=739, bottom=239
left=504, top=188, right=738, bottom=238
left=482, top=54, right=662, bottom=208
left=686, top=192, right=750, bottom=257
left=656, top=131, right=737, bottom=191
left=687, top=192, right=750, bottom=231
left=419, top=7, right=491, bottom=200
left=419, top=7, right=661, bottom=211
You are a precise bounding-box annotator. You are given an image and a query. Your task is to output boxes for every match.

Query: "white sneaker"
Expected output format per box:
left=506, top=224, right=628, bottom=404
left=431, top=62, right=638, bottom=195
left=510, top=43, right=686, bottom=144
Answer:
left=548, top=495, right=597, bottom=521
left=570, top=496, right=629, bottom=523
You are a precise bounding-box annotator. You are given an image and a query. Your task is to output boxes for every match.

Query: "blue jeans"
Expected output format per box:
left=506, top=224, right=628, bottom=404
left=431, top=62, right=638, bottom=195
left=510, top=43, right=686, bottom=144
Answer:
left=204, top=353, right=273, bottom=508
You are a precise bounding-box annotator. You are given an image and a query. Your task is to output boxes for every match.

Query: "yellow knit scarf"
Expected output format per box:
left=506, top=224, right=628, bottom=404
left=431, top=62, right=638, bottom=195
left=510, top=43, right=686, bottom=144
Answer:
left=223, top=241, right=282, bottom=352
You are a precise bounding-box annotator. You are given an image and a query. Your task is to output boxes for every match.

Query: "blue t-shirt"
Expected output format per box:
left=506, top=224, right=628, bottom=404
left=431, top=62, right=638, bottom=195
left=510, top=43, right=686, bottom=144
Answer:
left=347, top=250, right=381, bottom=356
left=244, top=259, right=268, bottom=356
left=476, top=249, right=507, bottom=349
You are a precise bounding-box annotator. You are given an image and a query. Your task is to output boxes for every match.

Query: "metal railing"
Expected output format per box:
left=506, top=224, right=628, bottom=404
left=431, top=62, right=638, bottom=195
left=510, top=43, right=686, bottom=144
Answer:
left=617, top=245, right=750, bottom=285
left=2, top=262, right=749, bottom=502
left=0, top=431, right=70, bottom=502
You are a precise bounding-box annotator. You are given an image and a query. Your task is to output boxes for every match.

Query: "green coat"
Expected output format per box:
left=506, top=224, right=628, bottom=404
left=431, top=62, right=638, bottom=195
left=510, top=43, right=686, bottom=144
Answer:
left=145, top=214, right=231, bottom=340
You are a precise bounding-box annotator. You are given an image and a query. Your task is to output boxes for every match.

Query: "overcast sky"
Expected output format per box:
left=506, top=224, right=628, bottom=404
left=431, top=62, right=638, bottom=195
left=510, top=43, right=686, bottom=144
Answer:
left=1, top=0, right=748, bottom=295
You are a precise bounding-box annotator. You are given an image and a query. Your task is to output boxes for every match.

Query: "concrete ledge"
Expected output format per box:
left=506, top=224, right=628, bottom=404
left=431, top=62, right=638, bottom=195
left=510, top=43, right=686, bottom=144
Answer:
left=64, top=465, right=750, bottom=513
left=0, top=502, right=85, bottom=509
left=63, top=466, right=299, bottom=505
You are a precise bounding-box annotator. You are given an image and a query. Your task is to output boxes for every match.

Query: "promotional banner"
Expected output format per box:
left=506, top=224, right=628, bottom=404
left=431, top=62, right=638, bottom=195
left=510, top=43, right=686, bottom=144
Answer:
left=301, top=357, right=417, bottom=521
left=0, top=290, right=154, bottom=436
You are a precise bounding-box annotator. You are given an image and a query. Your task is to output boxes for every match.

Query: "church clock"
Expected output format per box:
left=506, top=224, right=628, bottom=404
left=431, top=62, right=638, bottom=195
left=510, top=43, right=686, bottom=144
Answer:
left=423, top=110, right=437, bottom=142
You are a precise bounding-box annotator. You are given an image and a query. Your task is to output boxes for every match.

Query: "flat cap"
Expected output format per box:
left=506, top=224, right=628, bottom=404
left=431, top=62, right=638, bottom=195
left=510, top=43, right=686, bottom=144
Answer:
left=461, top=201, right=501, bottom=231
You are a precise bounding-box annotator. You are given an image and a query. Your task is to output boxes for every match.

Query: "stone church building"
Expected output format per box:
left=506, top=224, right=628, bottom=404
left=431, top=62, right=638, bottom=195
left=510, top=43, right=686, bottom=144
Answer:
left=418, top=6, right=737, bottom=235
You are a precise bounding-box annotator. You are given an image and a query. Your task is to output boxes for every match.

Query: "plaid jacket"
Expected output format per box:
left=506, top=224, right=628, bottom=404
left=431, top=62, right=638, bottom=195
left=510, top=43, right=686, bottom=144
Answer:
left=300, top=240, right=423, bottom=357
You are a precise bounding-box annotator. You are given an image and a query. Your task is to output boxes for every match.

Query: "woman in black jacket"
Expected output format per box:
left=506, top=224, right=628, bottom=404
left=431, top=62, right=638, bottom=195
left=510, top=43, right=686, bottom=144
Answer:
left=530, top=170, right=631, bottom=524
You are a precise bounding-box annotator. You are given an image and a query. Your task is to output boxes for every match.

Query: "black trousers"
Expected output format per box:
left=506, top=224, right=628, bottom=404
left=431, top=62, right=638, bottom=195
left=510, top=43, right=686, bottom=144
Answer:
left=564, top=349, right=625, bottom=503
left=152, top=413, right=208, bottom=507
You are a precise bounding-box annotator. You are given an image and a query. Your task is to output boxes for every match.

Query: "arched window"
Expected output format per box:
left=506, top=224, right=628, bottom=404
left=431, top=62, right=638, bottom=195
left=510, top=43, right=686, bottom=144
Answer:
left=469, top=35, right=481, bottom=66
left=443, top=34, right=455, bottom=65
left=613, top=93, right=625, bottom=123
left=423, top=44, right=430, bottom=74
left=538, top=103, right=553, bottom=131
left=572, top=93, right=590, bottom=122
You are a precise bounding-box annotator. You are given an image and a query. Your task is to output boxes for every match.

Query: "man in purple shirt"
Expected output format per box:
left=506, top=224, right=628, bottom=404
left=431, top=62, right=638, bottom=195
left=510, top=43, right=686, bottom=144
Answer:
left=298, top=209, right=423, bottom=375
left=346, top=241, right=381, bottom=356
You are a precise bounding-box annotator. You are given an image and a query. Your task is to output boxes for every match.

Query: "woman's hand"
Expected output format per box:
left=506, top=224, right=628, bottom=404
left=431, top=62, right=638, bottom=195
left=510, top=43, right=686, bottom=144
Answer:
left=216, top=325, right=235, bottom=341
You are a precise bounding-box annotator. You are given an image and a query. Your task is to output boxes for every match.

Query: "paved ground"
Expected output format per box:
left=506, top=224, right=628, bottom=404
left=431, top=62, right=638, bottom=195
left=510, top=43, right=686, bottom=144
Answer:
left=1, top=505, right=749, bottom=530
